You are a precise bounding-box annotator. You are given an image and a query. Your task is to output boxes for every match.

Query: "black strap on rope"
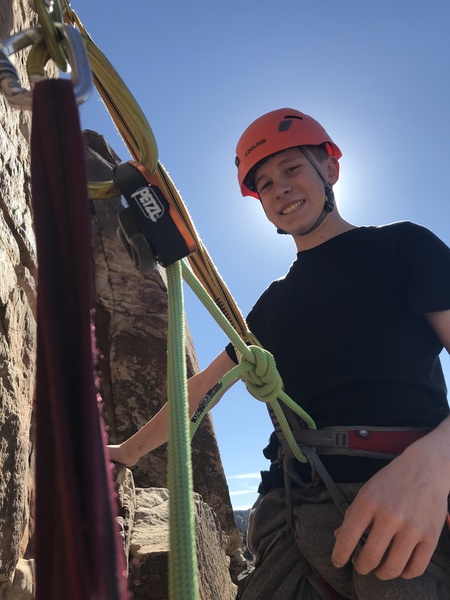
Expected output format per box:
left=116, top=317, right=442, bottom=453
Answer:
left=31, top=79, right=128, bottom=600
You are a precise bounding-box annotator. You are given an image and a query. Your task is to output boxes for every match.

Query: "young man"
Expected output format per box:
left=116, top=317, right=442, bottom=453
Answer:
left=109, top=108, right=450, bottom=599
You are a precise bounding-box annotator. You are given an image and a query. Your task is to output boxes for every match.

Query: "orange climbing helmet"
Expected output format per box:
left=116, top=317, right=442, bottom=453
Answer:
left=235, top=108, right=342, bottom=198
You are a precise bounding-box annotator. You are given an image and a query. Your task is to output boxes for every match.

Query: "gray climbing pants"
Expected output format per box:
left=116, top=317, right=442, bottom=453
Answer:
left=237, top=482, right=450, bottom=600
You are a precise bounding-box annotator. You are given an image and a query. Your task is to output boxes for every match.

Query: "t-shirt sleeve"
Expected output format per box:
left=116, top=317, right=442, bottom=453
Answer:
left=397, top=222, right=450, bottom=314
left=224, top=290, right=269, bottom=363
left=225, top=342, right=238, bottom=364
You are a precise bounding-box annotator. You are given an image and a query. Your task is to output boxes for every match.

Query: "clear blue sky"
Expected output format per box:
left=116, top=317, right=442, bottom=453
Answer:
left=72, top=0, right=450, bottom=509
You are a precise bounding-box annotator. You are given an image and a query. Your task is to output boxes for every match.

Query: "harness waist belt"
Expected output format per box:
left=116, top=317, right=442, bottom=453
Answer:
left=292, top=426, right=431, bottom=459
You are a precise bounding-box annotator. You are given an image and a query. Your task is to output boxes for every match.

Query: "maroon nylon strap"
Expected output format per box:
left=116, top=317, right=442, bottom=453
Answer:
left=31, top=79, right=128, bottom=600
left=347, top=428, right=429, bottom=456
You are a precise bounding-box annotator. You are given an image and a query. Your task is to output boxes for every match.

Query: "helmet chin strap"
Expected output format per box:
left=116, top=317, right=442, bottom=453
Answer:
left=276, top=147, right=335, bottom=236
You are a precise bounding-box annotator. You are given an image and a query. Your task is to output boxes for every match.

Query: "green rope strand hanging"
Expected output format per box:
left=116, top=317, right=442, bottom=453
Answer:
left=166, top=261, right=199, bottom=600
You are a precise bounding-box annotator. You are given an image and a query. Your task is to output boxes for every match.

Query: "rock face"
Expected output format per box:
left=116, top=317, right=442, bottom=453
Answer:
left=114, top=478, right=237, bottom=600
left=129, top=488, right=237, bottom=600
left=0, top=0, right=38, bottom=584
left=0, top=559, right=35, bottom=600
left=114, top=465, right=238, bottom=599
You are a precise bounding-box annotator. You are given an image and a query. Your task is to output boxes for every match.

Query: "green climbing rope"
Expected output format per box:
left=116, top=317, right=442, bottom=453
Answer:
left=166, top=261, right=198, bottom=600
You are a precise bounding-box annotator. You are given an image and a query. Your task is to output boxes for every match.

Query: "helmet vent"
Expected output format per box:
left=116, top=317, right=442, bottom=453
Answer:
left=279, top=114, right=303, bottom=132
left=279, top=119, right=292, bottom=132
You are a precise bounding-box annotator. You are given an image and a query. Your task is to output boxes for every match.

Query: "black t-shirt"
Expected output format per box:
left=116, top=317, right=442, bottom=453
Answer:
left=226, top=222, right=450, bottom=481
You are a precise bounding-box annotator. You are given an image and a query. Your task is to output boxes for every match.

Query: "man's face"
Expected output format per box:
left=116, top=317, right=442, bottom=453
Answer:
left=254, top=147, right=330, bottom=237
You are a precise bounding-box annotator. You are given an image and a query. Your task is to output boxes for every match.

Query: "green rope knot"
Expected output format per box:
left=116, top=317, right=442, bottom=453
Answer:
left=241, top=345, right=284, bottom=403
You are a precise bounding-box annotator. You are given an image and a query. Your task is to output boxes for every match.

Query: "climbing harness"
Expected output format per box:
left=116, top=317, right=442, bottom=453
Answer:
left=270, top=405, right=450, bottom=590
left=290, top=425, right=432, bottom=459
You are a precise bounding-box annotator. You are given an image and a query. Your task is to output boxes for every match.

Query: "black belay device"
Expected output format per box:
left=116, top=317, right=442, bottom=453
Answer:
left=113, top=161, right=197, bottom=271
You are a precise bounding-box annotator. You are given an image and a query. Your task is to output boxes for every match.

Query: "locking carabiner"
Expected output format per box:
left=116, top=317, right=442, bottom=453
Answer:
left=0, top=23, right=93, bottom=110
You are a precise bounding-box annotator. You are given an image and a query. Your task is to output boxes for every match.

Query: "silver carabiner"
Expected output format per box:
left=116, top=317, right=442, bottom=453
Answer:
left=0, top=24, right=93, bottom=110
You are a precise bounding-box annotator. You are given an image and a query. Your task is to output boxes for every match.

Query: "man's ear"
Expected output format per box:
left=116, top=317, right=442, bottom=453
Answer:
left=326, top=156, right=340, bottom=185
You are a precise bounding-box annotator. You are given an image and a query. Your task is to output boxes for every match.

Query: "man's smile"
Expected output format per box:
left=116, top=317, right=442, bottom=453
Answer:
left=280, top=199, right=305, bottom=215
